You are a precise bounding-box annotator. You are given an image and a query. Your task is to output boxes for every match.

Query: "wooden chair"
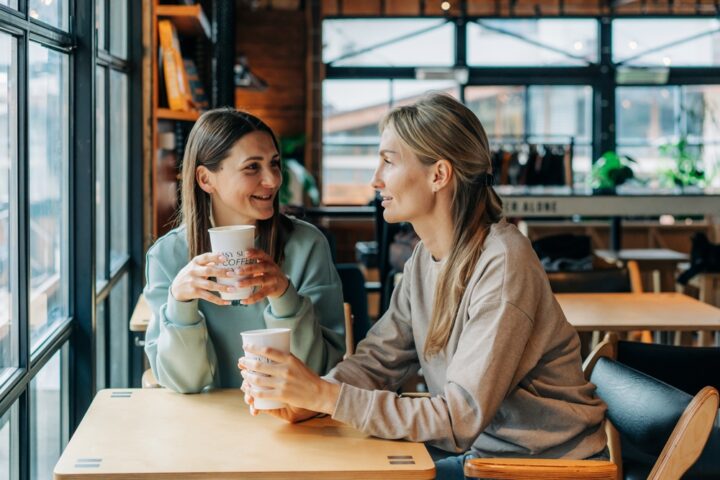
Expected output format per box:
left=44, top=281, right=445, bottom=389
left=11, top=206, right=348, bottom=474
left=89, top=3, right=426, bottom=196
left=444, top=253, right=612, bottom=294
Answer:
left=465, top=335, right=719, bottom=480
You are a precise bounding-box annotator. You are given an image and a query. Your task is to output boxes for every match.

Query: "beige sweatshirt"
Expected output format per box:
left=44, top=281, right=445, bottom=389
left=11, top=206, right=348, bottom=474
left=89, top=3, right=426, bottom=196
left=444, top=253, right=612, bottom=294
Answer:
left=326, top=219, right=607, bottom=458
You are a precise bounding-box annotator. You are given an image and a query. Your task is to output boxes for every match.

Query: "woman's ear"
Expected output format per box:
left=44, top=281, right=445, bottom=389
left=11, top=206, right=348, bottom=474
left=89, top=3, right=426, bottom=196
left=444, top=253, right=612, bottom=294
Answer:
left=196, top=166, right=215, bottom=194
left=431, top=159, right=453, bottom=192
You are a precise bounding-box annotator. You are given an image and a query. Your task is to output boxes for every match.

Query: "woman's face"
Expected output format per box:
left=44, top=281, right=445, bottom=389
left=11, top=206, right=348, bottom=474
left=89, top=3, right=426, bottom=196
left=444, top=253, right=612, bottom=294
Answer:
left=201, top=130, right=281, bottom=226
left=371, top=126, right=435, bottom=224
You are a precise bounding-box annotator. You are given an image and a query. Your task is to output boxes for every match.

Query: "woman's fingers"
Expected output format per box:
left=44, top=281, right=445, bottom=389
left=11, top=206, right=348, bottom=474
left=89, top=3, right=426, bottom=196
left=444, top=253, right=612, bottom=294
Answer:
left=242, top=345, right=289, bottom=364
left=194, top=252, right=226, bottom=266
left=195, top=290, right=231, bottom=306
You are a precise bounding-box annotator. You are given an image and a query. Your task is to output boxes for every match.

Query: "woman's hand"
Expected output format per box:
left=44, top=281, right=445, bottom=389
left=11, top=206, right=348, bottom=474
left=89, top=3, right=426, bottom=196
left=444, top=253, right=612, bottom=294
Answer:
left=234, top=249, right=290, bottom=305
left=241, top=385, right=318, bottom=423
left=238, top=345, right=341, bottom=416
left=170, top=252, right=241, bottom=306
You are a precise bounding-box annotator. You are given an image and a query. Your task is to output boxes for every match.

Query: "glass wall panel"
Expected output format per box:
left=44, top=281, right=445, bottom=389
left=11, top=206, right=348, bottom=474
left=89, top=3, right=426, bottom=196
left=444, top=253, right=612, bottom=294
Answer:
left=614, top=19, right=720, bottom=67
left=0, top=33, right=17, bottom=382
left=95, top=67, right=106, bottom=284
left=95, top=0, right=106, bottom=51
left=95, top=300, right=106, bottom=391
left=28, top=43, right=69, bottom=350
left=28, top=0, right=69, bottom=31
left=0, top=0, right=17, bottom=10
left=0, top=402, right=18, bottom=479
left=30, top=349, right=62, bottom=480
left=109, top=0, right=128, bottom=59
left=323, top=19, right=454, bottom=67
left=109, top=274, right=128, bottom=387
left=617, top=86, right=720, bottom=187
left=468, top=19, right=598, bottom=66
left=109, top=70, right=128, bottom=272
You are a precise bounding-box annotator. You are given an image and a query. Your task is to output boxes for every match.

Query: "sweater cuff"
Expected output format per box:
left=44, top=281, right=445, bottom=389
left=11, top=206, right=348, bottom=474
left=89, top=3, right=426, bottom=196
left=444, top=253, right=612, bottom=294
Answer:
left=267, top=280, right=301, bottom=318
left=166, top=290, right=202, bottom=326
left=330, top=383, right=374, bottom=429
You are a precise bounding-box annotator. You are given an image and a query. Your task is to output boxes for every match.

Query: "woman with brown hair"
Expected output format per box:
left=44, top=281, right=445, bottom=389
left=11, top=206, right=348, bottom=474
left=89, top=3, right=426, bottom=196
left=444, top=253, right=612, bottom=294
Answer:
left=144, top=108, right=345, bottom=393
left=239, top=93, right=607, bottom=479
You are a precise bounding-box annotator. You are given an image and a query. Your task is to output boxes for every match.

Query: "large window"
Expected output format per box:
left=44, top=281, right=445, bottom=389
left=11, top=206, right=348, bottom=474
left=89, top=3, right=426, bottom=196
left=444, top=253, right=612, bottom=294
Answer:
left=0, top=32, right=16, bottom=383
left=0, top=1, right=139, bottom=478
left=28, top=43, right=70, bottom=351
left=467, top=19, right=598, bottom=66
left=617, top=85, right=720, bottom=187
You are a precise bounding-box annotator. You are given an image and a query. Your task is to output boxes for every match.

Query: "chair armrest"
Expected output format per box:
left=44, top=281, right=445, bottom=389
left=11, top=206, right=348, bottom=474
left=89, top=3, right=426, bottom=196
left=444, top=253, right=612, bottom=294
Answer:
left=142, top=369, right=160, bottom=389
left=464, top=458, right=617, bottom=480
left=130, top=294, right=151, bottom=333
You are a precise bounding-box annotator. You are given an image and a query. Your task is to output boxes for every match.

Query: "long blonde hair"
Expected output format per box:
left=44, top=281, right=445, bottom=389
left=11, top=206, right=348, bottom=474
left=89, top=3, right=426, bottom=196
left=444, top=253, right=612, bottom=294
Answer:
left=177, top=108, right=293, bottom=262
left=380, top=93, right=503, bottom=358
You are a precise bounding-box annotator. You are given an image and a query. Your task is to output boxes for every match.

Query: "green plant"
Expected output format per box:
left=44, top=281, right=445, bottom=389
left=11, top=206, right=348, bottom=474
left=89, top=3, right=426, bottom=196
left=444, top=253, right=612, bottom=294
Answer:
left=590, top=151, right=636, bottom=191
left=658, top=136, right=705, bottom=188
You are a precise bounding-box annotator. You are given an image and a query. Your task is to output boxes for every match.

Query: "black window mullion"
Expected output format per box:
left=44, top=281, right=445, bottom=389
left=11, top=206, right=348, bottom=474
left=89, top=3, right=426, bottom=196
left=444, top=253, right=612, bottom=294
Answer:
left=594, top=16, right=615, bottom=162
left=103, top=66, right=111, bottom=284
left=16, top=26, right=30, bottom=480
left=69, top=0, right=96, bottom=433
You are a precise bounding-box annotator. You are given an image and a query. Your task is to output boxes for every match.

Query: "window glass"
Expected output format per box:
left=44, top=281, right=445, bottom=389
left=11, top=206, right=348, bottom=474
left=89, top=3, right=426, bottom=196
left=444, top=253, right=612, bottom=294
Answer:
left=468, top=19, right=598, bottom=66
left=30, top=349, right=63, bottom=480
left=95, top=301, right=106, bottom=391
left=617, top=86, right=720, bottom=187
left=28, top=43, right=69, bottom=350
left=0, top=33, right=17, bottom=381
left=96, top=0, right=106, bottom=51
left=109, top=70, right=128, bottom=272
left=465, top=85, right=592, bottom=186
left=95, top=67, right=106, bottom=284
left=0, top=402, right=18, bottom=479
left=109, top=274, right=128, bottom=387
left=323, top=19, right=454, bottom=67
left=0, top=0, right=18, bottom=10
left=109, top=0, right=128, bottom=59
left=614, top=19, right=720, bottom=67
left=28, top=0, right=69, bottom=31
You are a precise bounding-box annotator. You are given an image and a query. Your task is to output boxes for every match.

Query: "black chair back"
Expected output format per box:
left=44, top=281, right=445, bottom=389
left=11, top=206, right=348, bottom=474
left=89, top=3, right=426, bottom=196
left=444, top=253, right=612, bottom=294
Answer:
left=616, top=341, right=720, bottom=479
left=547, top=268, right=632, bottom=293
left=590, top=357, right=692, bottom=459
left=335, top=263, right=371, bottom=350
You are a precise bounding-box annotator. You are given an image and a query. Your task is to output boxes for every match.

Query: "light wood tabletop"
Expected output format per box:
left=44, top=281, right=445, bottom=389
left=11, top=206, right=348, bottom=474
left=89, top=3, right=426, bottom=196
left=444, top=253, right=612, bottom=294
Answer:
left=556, top=292, right=720, bottom=332
left=594, top=248, right=689, bottom=263
left=54, top=389, right=435, bottom=479
left=129, top=294, right=151, bottom=332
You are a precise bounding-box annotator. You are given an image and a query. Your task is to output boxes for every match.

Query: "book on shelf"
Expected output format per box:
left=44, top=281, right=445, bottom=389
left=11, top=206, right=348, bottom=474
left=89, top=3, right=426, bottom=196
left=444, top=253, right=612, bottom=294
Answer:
left=158, top=19, right=193, bottom=112
left=183, top=58, right=209, bottom=111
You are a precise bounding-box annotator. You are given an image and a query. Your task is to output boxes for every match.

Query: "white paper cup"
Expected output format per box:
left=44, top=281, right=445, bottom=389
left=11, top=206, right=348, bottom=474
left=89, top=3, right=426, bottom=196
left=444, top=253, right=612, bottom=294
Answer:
left=208, top=225, right=255, bottom=300
left=241, top=328, right=291, bottom=410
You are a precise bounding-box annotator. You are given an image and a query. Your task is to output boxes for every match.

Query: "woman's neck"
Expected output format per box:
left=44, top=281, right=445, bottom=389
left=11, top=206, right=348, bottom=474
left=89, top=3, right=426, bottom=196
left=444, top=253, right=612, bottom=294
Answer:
left=211, top=201, right=255, bottom=228
left=412, top=208, right=455, bottom=261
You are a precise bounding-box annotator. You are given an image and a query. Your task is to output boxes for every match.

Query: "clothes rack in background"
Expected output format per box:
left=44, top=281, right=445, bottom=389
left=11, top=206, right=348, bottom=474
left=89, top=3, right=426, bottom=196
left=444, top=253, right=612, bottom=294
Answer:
left=488, top=135, right=575, bottom=187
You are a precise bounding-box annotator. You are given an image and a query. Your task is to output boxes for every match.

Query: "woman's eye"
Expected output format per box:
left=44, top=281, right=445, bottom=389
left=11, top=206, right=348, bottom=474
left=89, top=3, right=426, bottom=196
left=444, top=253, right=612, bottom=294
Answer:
left=271, top=159, right=281, bottom=169
left=245, top=163, right=259, bottom=171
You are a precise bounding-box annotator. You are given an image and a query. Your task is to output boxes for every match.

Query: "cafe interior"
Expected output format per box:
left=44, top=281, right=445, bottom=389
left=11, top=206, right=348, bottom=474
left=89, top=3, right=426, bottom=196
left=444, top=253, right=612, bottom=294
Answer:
left=1, top=0, right=720, bottom=478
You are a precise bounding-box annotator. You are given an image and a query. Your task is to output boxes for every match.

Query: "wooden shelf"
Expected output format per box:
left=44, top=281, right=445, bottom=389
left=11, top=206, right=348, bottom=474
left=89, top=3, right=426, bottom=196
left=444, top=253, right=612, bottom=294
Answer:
left=157, top=108, right=201, bottom=122
left=156, top=4, right=211, bottom=39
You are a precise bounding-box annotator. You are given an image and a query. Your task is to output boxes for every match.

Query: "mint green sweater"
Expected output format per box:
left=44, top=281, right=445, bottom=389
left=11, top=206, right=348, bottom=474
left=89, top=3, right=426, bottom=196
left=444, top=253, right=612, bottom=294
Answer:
left=143, top=217, right=345, bottom=393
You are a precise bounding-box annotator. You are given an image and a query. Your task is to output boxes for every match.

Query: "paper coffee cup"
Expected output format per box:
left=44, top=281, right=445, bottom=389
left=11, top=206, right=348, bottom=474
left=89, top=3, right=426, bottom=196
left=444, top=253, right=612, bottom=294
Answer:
left=240, top=328, right=291, bottom=410
left=208, top=225, right=255, bottom=300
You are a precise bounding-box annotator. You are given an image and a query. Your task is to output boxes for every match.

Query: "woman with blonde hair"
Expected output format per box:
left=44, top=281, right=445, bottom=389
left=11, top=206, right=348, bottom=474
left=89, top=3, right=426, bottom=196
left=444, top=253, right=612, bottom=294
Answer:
left=239, top=93, right=607, bottom=479
left=144, top=108, right=345, bottom=393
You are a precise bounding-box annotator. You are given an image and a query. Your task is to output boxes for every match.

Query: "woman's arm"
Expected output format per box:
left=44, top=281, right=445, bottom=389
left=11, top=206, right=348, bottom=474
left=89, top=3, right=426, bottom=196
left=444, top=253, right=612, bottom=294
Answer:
left=143, top=248, right=220, bottom=393
left=255, top=230, right=346, bottom=375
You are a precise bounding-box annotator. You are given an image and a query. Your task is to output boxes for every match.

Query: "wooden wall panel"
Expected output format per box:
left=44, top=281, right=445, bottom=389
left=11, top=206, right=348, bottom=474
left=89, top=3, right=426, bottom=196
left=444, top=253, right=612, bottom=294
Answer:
left=235, top=8, right=307, bottom=138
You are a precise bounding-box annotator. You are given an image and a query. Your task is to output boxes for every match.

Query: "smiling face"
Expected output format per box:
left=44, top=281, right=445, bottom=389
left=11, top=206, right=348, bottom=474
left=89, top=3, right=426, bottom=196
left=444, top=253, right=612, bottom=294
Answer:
left=197, top=130, right=281, bottom=227
left=371, top=126, right=436, bottom=224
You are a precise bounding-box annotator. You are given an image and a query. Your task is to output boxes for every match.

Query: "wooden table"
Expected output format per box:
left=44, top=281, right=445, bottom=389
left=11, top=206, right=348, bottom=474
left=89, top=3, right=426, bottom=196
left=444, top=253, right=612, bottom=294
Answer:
left=595, top=249, right=689, bottom=292
left=54, top=389, right=435, bottom=479
left=130, top=294, right=151, bottom=332
left=556, top=292, right=720, bottom=342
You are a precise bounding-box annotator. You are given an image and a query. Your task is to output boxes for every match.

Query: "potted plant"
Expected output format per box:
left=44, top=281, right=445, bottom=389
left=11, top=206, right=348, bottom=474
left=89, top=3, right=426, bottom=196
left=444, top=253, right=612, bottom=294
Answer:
left=658, top=136, right=705, bottom=190
left=590, top=151, right=636, bottom=195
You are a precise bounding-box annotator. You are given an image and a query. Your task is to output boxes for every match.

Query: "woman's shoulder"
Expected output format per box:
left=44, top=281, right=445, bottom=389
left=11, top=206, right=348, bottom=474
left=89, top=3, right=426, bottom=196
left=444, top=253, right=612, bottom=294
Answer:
left=482, top=220, right=535, bottom=264
left=146, top=225, right=188, bottom=260
left=286, top=216, right=329, bottom=245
